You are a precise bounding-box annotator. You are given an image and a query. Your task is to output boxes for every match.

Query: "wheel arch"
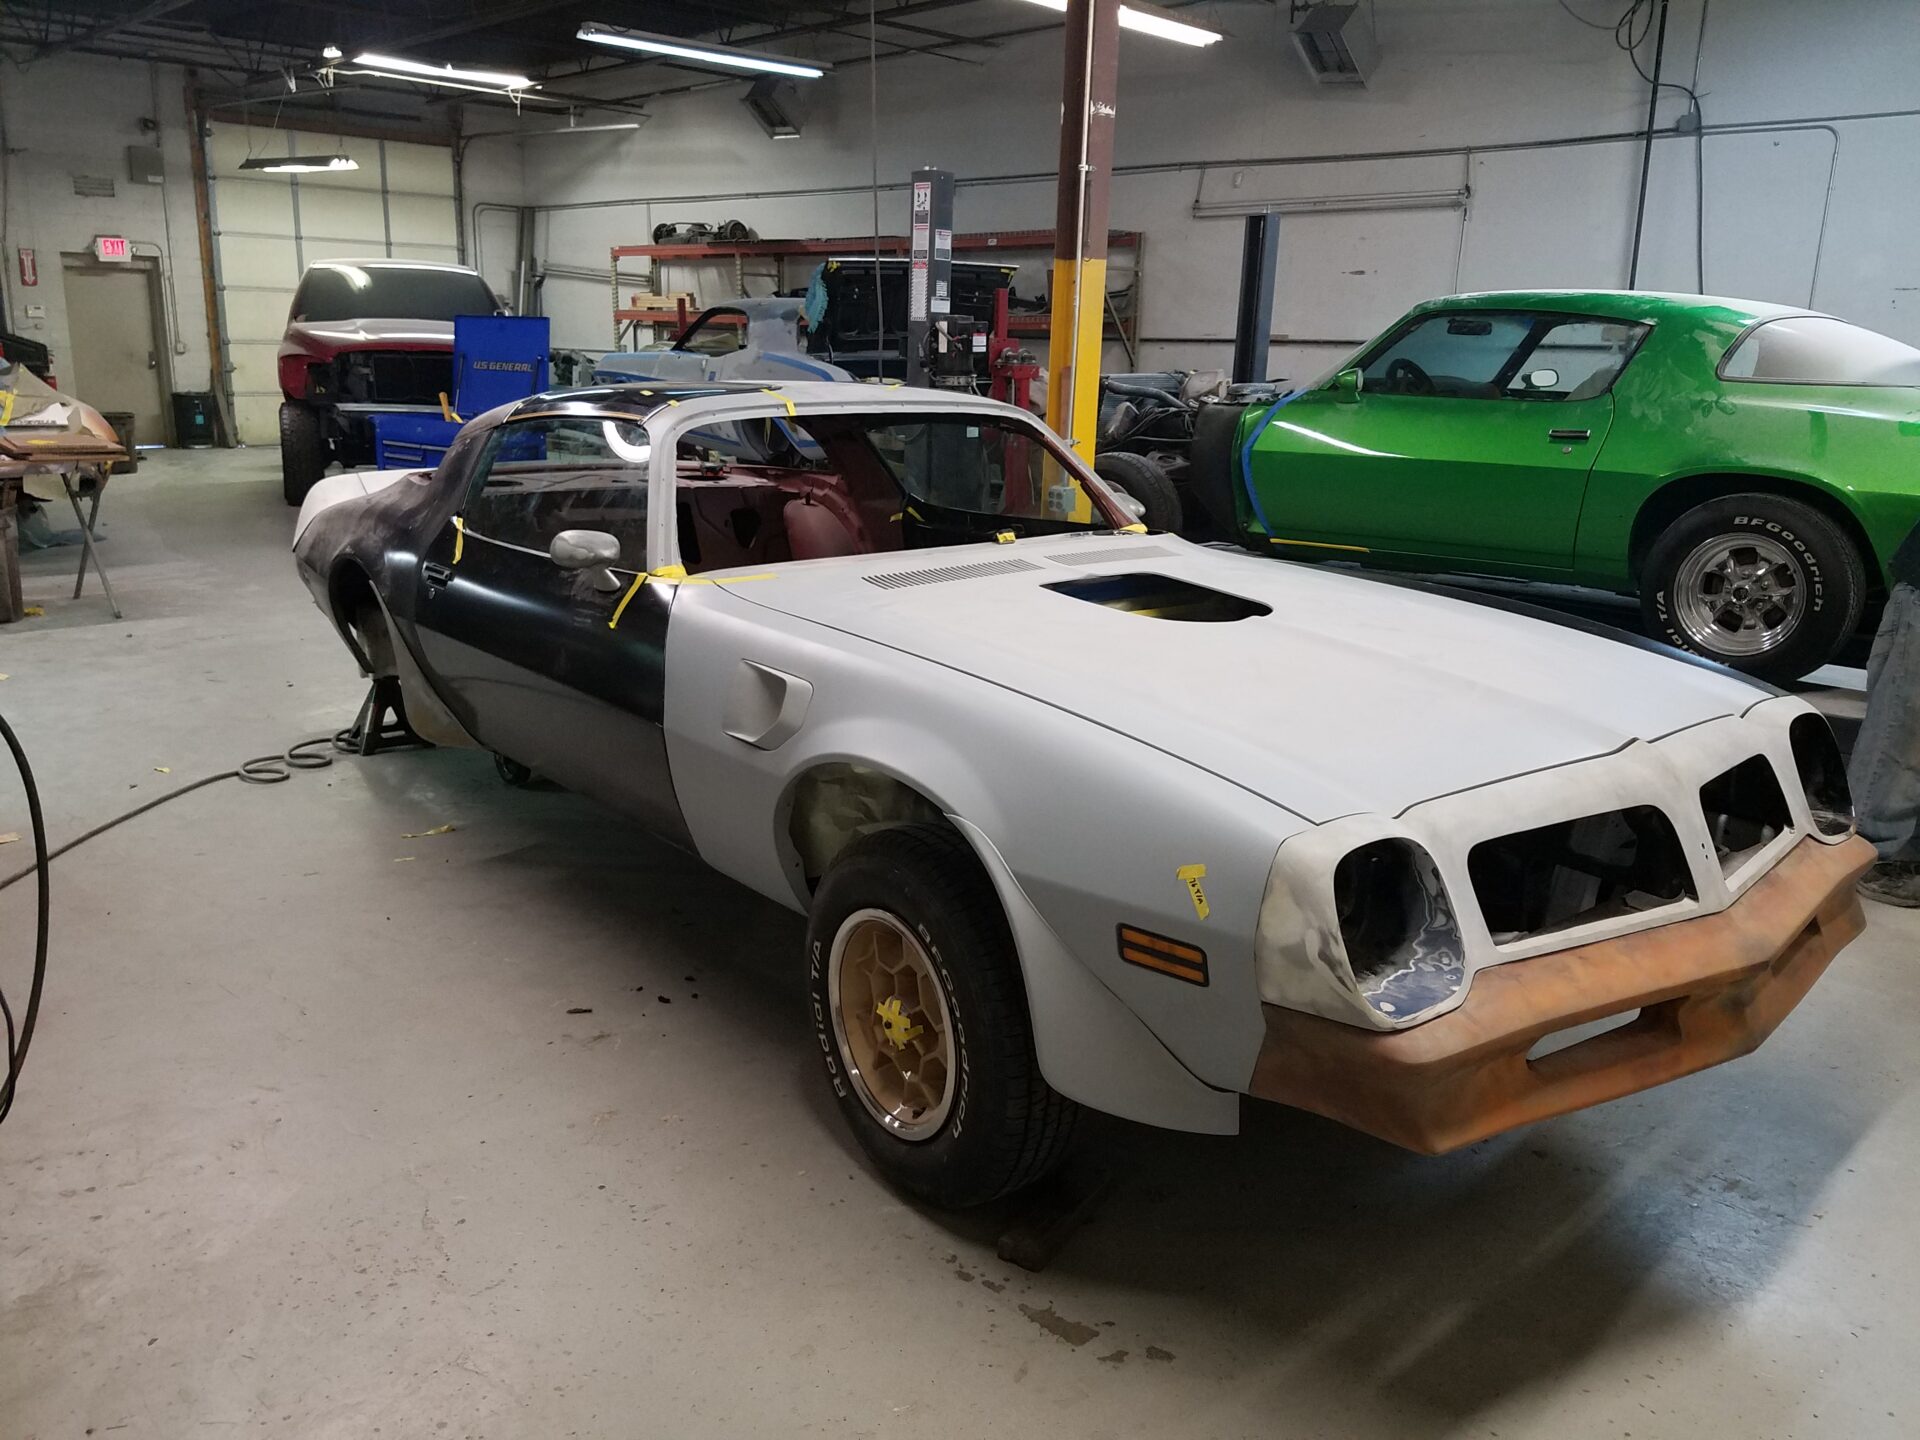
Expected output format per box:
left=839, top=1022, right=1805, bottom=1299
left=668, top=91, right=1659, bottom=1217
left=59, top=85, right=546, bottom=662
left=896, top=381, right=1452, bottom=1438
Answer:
left=774, top=754, right=1240, bottom=1135
left=325, top=557, right=386, bottom=675
left=1628, top=472, right=1882, bottom=594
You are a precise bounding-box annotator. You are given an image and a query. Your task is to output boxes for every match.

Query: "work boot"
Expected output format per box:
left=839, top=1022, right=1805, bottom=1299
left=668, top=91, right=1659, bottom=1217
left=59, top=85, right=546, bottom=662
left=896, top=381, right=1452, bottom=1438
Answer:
left=1858, top=861, right=1920, bottom=909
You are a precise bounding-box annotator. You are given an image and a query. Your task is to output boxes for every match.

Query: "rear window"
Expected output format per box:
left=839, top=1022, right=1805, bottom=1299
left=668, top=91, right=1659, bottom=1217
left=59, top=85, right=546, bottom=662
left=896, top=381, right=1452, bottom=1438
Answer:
left=292, top=263, right=498, bottom=324
left=1720, top=316, right=1920, bottom=387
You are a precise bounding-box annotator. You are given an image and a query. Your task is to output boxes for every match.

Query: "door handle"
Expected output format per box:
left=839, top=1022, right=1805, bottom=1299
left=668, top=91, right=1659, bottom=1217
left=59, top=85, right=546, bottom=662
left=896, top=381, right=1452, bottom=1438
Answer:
left=422, top=561, right=453, bottom=591
left=1548, top=428, right=1591, bottom=441
left=722, top=661, right=813, bottom=751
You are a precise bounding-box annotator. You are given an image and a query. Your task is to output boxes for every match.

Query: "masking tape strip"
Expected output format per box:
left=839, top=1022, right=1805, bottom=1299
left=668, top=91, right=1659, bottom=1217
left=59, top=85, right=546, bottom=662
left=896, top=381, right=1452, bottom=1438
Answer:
left=438, top=392, right=463, bottom=424
left=760, top=388, right=797, bottom=417
left=0, top=389, right=14, bottom=425
left=608, top=572, right=648, bottom=629
left=1269, top=536, right=1370, bottom=554
left=1176, top=863, right=1211, bottom=921
left=1118, top=522, right=1147, bottom=534
left=452, top=516, right=465, bottom=563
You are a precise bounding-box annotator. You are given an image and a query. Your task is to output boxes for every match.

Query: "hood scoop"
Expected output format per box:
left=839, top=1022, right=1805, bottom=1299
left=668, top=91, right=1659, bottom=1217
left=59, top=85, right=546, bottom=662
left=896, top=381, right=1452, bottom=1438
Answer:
left=1045, top=572, right=1272, bottom=623
left=864, top=557, right=1043, bottom=590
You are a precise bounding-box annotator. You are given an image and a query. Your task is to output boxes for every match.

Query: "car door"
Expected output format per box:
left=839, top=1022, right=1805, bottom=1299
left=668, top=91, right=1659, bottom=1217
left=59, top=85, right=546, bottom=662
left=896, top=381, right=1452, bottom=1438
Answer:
left=1245, top=310, right=1645, bottom=572
left=409, top=410, right=691, bottom=846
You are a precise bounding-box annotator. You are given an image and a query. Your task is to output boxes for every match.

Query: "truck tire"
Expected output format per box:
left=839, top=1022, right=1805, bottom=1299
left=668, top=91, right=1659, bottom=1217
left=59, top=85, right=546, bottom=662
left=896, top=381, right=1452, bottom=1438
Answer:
left=1639, top=492, right=1866, bottom=683
left=280, top=402, right=329, bottom=506
left=806, top=823, right=1078, bottom=1209
left=1184, top=400, right=1251, bottom=542
left=1094, top=450, right=1183, bottom=534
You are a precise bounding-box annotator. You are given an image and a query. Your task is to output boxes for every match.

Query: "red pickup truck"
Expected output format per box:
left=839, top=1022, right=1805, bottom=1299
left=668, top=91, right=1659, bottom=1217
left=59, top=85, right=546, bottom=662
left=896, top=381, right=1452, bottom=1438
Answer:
left=277, top=259, right=503, bottom=504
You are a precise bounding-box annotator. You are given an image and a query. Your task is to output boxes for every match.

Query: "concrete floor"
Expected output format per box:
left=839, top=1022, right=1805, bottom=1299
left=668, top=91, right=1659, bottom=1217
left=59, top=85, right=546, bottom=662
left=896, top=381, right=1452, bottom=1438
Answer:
left=2, top=449, right=1917, bottom=1439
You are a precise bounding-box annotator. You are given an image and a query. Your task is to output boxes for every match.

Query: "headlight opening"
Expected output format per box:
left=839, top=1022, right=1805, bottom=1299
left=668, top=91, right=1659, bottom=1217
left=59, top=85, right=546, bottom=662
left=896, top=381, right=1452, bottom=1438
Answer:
left=1332, top=839, right=1467, bottom=1020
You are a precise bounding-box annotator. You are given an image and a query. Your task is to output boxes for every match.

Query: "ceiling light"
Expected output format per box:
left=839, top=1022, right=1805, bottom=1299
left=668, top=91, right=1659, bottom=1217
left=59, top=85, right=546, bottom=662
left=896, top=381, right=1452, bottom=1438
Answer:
left=576, top=22, right=829, bottom=78
left=349, top=51, right=535, bottom=92
left=239, top=154, right=359, bottom=173
left=1012, top=0, right=1222, bottom=47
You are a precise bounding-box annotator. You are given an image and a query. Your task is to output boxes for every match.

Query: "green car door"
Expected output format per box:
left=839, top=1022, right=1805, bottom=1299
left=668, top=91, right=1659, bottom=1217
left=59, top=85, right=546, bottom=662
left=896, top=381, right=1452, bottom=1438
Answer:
left=1242, top=309, right=1649, bottom=573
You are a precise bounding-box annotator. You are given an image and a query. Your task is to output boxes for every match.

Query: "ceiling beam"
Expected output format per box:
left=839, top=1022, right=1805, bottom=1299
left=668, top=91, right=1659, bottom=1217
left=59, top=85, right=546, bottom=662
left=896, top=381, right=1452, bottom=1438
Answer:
left=34, top=0, right=204, bottom=60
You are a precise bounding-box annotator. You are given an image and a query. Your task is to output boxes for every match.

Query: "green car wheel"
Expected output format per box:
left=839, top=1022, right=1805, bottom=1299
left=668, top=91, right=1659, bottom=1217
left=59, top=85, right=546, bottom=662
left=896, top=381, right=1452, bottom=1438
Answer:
left=1640, top=493, right=1866, bottom=682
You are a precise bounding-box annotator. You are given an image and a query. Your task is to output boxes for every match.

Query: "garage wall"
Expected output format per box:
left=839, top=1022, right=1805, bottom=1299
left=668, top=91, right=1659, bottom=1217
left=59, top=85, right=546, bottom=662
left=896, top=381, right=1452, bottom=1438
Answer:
left=506, top=0, right=1920, bottom=382
left=0, top=55, right=211, bottom=410
left=208, top=123, right=460, bottom=443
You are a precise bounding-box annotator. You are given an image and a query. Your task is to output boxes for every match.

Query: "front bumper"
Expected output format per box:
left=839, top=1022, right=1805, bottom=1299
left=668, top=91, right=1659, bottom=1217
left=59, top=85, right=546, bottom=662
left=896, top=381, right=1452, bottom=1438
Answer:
left=1248, top=834, right=1873, bottom=1154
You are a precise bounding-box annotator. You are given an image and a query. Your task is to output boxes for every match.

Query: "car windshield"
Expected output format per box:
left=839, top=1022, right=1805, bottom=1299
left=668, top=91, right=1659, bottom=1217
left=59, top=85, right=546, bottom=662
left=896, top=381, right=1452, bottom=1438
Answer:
left=1721, top=315, right=1920, bottom=387
left=293, top=263, right=497, bottom=323
left=792, top=413, right=1125, bottom=539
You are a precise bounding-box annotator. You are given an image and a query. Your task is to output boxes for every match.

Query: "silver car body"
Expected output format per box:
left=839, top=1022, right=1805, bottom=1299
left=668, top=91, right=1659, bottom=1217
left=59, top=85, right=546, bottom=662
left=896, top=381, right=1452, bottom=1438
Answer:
left=295, top=382, right=1856, bottom=1139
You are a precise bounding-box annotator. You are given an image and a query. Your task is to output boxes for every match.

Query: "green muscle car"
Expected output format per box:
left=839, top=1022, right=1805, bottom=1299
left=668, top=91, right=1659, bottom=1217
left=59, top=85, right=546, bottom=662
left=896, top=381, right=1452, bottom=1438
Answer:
left=1191, top=290, right=1920, bottom=681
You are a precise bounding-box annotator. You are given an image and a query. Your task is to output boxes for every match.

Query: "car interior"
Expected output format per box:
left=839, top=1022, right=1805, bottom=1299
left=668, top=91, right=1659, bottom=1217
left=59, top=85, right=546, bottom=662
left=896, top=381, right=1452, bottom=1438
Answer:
left=458, top=409, right=1123, bottom=579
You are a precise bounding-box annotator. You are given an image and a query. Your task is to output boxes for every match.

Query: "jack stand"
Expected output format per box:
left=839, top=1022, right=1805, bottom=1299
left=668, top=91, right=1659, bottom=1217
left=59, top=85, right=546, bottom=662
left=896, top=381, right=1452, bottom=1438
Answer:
left=347, top=676, right=426, bottom=756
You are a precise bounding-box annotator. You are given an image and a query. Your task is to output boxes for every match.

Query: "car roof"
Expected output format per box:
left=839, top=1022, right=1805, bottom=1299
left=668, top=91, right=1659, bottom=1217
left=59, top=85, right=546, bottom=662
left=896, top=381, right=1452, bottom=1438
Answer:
left=503, top=379, right=1039, bottom=426
left=1409, top=289, right=1816, bottom=327
left=301, top=258, right=485, bottom=275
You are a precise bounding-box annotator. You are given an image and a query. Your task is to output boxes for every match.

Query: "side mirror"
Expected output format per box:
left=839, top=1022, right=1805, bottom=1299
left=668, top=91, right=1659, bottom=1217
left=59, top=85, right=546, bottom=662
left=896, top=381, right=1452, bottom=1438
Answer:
left=550, top=529, right=624, bottom=593
left=1330, top=366, right=1364, bottom=403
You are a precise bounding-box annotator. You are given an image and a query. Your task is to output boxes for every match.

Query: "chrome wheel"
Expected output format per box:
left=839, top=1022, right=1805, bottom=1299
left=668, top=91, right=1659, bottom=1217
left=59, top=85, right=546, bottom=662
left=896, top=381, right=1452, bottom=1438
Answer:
left=827, top=909, right=956, bottom=1141
left=1671, top=532, right=1807, bottom=658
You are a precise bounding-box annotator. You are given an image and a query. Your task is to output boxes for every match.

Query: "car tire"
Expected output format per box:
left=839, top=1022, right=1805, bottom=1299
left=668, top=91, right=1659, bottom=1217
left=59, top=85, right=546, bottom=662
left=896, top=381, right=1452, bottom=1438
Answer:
left=280, top=402, right=330, bottom=507
left=1640, top=492, right=1866, bottom=683
left=1184, top=400, right=1250, bottom=542
left=805, top=823, right=1078, bottom=1208
left=1094, top=450, right=1183, bottom=534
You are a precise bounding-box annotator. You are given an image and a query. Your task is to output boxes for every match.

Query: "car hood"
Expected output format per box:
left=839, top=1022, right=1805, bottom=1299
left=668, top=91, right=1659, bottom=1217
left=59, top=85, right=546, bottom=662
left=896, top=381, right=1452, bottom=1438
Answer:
left=719, top=534, right=1770, bottom=823
left=282, top=318, right=455, bottom=357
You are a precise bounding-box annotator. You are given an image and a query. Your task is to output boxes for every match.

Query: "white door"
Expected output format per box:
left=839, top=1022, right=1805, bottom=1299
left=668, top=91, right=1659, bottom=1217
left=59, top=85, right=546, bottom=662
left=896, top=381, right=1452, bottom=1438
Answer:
left=206, top=125, right=461, bottom=444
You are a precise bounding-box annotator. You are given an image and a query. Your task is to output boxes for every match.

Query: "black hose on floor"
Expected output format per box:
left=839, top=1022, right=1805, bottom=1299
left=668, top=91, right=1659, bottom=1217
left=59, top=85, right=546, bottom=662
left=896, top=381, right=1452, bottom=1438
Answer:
left=0, top=721, right=359, bottom=1125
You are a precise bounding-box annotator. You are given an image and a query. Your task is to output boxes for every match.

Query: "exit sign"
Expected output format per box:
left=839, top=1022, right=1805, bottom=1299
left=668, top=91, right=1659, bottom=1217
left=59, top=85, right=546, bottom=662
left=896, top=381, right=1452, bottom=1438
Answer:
left=92, top=235, right=131, bottom=262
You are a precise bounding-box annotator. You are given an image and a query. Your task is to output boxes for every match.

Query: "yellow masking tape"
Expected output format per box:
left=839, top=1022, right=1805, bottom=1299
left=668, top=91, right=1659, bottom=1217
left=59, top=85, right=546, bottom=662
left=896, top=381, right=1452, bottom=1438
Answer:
left=607, top=572, right=648, bottom=629
left=438, top=391, right=463, bottom=424
left=0, top=390, right=14, bottom=425
left=1269, top=536, right=1370, bottom=554
left=1176, top=863, right=1211, bottom=921
left=1118, top=523, right=1148, bottom=534
left=452, top=516, right=466, bottom=563
left=760, top=388, right=798, bottom=417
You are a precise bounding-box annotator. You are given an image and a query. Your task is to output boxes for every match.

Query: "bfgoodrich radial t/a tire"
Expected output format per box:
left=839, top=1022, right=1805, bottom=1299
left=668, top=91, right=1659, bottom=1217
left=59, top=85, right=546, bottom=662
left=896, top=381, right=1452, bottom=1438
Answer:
left=280, top=402, right=330, bottom=507
left=1640, top=492, right=1865, bottom=683
left=806, top=823, right=1077, bottom=1208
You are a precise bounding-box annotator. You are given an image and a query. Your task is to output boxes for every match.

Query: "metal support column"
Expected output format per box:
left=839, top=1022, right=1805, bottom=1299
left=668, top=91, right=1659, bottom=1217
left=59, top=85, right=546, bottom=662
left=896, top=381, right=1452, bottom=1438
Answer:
left=1045, top=0, right=1119, bottom=464
left=905, top=167, right=955, bottom=388
left=1231, top=213, right=1281, bottom=385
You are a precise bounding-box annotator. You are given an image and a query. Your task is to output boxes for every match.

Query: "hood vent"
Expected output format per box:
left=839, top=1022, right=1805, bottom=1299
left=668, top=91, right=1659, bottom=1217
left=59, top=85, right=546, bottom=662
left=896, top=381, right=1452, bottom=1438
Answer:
left=1045, top=543, right=1176, bottom=567
left=864, top=557, right=1043, bottom=590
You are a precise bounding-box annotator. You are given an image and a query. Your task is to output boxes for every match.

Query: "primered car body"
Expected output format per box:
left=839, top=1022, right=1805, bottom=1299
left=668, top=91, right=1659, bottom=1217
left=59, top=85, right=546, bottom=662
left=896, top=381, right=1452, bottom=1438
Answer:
left=292, top=380, right=1872, bottom=1159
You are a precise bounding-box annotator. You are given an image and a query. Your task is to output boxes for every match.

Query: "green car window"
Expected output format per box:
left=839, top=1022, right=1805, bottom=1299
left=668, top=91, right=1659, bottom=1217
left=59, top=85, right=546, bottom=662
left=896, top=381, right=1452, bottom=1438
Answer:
left=1721, top=315, right=1920, bottom=387
left=1361, top=310, right=1647, bottom=401
left=1503, top=319, right=1646, bottom=400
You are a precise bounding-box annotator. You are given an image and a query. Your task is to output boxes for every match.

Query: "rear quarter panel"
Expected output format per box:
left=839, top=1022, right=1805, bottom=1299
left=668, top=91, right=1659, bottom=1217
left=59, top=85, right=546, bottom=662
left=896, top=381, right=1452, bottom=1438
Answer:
left=1575, top=317, right=1920, bottom=589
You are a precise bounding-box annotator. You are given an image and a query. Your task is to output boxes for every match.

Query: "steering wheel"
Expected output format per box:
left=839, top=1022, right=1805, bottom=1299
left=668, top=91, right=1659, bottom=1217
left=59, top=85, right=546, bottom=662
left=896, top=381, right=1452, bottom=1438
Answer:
left=1385, top=357, right=1436, bottom=395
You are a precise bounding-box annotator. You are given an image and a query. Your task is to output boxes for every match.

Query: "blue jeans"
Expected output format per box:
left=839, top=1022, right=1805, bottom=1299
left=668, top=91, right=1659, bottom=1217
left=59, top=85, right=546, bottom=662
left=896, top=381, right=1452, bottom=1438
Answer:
left=1849, top=582, right=1920, bottom=862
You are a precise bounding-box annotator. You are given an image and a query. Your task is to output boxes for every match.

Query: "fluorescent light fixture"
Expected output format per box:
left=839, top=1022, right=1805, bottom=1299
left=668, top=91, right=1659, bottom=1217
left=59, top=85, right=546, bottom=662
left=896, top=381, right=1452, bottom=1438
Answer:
left=350, top=51, right=535, bottom=91
left=239, top=154, right=359, bottom=173
left=576, top=22, right=828, bottom=78
left=1012, top=0, right=1222, bottom=47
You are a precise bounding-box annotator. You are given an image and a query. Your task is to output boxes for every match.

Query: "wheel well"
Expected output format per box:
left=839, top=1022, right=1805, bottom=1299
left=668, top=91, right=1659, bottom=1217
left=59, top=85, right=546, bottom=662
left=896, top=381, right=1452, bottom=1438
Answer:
left=1628, top=474, right=1881, bottom=594
left=782, top=762, right=956, bottom=897
left=326, top=561, right=393, bottom=676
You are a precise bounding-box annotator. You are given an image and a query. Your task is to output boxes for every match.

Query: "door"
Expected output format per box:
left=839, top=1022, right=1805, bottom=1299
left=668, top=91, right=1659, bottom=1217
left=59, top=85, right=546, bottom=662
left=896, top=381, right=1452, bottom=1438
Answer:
left=409, top=411, right=691, bottom=846
left=1245, top=310, right=1646, bottom=572
left=206, top=124, right=461, bottom=444
left=62, top=258, right=167, bottom=446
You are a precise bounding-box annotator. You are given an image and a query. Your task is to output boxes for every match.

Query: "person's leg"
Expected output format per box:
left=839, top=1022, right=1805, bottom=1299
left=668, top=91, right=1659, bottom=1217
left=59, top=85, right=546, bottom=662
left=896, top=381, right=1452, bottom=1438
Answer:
left=1849, top=583, right=1920, bottom=905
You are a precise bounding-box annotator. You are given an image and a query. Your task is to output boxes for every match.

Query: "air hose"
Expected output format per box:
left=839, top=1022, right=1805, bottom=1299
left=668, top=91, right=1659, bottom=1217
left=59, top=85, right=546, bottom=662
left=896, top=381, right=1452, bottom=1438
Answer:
left=1235, top=387, right=1307, bottom=544
left=0, top=720, right=357, bottom=1125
